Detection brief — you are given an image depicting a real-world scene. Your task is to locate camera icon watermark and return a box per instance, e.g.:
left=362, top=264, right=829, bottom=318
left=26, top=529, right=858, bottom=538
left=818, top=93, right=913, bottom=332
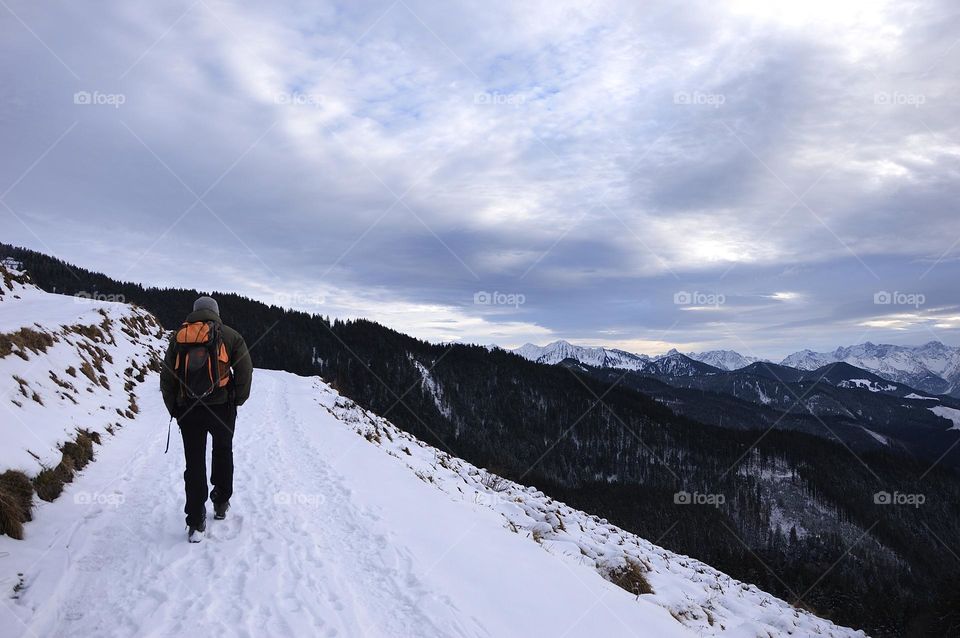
left=474, top=492, right=510, bottom=507
left=673, top=90, right=725, bottom=108
left=873, top=290, right=925, bottom=308
left=73, top=490, right=125, bottom=507
left=873, top=91, right=926, bottom=108
left=474, top=91, right=525, bottom=106
left=674, top=290, right=725, bottom=307
left=474, top=291, right=526, bottom=308
left=275, top=92, right=324, bottom=108
left=73, top=90, right=126, bottom=109
left=74, top=291, right=126, bottom=304
left=873, top=490, right=925, bottom=508
left=674, top=490, right=725, bottom=507
left=272, top=292, right=326, bottom=308
left=274, top=491, right=325, bottom=507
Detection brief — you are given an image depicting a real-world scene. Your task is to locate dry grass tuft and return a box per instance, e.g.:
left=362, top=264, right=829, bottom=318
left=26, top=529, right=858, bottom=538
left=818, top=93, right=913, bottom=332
left=33, top=430, right=98, bottom=502
left=0, top=470, right=34, bottom=540
left=0, top=327, right=54, bottom=360
left=607, top=558, right=655, bottom=597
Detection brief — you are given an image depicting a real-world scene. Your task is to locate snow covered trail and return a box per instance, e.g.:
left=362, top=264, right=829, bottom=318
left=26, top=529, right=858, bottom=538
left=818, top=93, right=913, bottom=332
left=0, top=370, right=691, bottom=638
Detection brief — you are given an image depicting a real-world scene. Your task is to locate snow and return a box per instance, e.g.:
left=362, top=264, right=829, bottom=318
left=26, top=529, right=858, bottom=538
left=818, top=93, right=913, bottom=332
left=0, top=274, right=866, bottom=637
left=860, top=427, right=889, bottom=445
left=781, top=341, right=960, bottom=395
left=686, top=350, right=762, bottom=371
left=0, top=370, right=691, bottom=637
left=513, top=340, right=649, bottom=370
left=754, top=382, right=772, bottom=405
left=410, top=357, right=453, bottom=418
left=904, top=393, right=938, bottom=401
left=929, top=405, right=960, bottom=430
left=837, top=378, right=897, bottom=392
left=0, top=270, right=166, bottom=473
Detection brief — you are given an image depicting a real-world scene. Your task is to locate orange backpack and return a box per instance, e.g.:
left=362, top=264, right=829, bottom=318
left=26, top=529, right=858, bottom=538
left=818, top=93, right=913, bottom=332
left=174, top=320, right=231, bottom=400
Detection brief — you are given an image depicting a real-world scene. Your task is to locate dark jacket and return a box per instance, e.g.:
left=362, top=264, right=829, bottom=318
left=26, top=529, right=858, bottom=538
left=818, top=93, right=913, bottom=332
left=159, top=308, right=253, bottom=418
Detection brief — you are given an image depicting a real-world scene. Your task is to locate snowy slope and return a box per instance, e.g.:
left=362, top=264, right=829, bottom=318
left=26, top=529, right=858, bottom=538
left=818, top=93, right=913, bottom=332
left=0, top=368, right=866, bottom=638
left=0, top=267, right=165, bottom=474
left=930, top=405, right=960, bottom=430
left=0, top=278, right=866, bottom=637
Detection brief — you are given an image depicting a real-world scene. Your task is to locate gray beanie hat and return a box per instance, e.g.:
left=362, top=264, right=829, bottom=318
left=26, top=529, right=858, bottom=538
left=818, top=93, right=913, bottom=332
left=193, top=295, right=220, bottom=316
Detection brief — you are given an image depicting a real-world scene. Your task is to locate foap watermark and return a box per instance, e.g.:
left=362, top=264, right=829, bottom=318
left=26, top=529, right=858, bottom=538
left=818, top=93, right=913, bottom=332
left=275, top=92, right=324, bottom=108
left=874, top=490, right=925, bottom=508
left=673, top=90, right=725, bottom=108
left=873, top=91, right=926, bottom=108
left=73, top=491, right=125, bottom=507
left=74, top=291, right=126, bottom=304
left=674, top=490, right=725, bottom=507
left=73, top=90, right=126, bottom=109
left=474, top=491, right=511, bottom=507
left=274, top=491, right=325, bottom=508
left=474, top=291, right=526, bottom=308
left=874, top=290, right=925, bottom=308
left=474, top=91, right=525, bottom=106
left=674, top=290, right=725, bottom=307
left=272, top=292, right=326, bottom=308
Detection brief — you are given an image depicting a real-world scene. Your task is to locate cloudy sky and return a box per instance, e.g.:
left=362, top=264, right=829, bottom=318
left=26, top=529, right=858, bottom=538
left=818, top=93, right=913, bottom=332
left=2, top=0, right=959, bottom=359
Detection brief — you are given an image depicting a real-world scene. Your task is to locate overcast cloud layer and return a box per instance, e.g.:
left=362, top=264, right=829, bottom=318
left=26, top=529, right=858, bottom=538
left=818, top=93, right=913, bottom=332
left=2, top=0, right=959, bottom=359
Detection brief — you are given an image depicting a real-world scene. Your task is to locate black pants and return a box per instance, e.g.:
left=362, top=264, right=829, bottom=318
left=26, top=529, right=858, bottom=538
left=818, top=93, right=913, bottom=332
left=178, top=401, right=236, bottom=527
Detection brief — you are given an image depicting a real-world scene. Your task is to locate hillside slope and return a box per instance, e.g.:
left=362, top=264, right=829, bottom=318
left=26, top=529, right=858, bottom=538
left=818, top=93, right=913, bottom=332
left=0, top=266, right=165, bottom=482
left=0, top=369, right=865, bottom=637
left=0, top=279, right=864, bottom=637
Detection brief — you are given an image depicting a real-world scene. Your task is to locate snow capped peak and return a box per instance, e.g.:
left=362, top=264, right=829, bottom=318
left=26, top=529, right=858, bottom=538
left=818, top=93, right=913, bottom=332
left=514, top=341, right=758, bottom=375
left=514, top=337, right=960, bottom=394
left=512, top=340, right=650, bottom=370
left=781, top=341, right=960, bottom=396
left=686, top=349, right=763, bottom=371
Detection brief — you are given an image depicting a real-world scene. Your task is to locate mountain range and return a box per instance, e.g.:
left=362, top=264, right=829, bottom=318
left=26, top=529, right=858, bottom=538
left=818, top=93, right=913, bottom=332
left=514, top=339, right=960, bottom=397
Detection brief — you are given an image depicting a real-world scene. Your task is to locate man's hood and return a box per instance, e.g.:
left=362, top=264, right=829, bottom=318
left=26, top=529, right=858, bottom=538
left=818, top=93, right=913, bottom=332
left=184, top=308, right=222, bottom=324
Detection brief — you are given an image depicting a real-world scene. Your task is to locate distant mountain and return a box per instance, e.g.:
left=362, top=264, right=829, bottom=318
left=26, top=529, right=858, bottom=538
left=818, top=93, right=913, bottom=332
left=781, top=341, right=960, bottom=397
left=686, top=349, right=763, bottom=370
left=514, top=342, right=719, bottom=377
left=643, top=349, right=723, bottom=377
left=570, top=356, right=960, bottom=467
left=516, top=340, right=960, bottom=398
left=513, top=340, right=649, bottom=370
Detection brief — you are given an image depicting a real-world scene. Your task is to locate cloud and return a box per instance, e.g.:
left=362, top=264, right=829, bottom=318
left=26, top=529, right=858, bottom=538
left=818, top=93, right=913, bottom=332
left=1, top=0, right=959, bottom=358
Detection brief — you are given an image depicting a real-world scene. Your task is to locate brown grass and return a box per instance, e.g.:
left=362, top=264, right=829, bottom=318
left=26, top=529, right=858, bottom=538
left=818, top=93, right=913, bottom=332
left=127, top=392, right=139, bottom=415
left=33, top=430, right=98, bottom=502
left=67, top=323, right=106, bottom=343
left=0, top=470, right=34, bottom=540
left=607, top=559, right=655, bottom=597
left=0, top=327, right=55, bottom=359
left=49, top=371, right=77, bottom=392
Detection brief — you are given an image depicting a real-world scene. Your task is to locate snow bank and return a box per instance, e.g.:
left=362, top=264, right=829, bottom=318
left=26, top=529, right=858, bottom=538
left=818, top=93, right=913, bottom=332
left=0, top=266, right=166, bottom=474
left=317, top=383, right=866, bottom=637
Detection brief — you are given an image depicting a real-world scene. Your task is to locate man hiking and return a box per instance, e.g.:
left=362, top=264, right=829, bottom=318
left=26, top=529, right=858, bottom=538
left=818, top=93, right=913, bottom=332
left=160, top=296, right=252, bottom=542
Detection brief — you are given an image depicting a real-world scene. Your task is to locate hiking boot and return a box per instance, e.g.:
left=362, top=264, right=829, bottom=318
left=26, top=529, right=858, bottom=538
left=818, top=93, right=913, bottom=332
left=187, top=518, right=206, bottom=543
left=213, top=500, right=230, bottom=520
